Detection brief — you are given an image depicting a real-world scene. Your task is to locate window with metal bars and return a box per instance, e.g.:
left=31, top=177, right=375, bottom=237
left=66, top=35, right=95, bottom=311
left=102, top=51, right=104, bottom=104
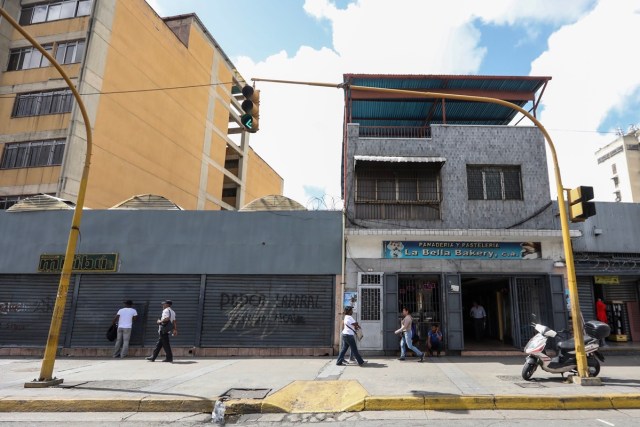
left=355, top=162, right=441, bottom=220
left=1, top=139, right=66, bottom=169
left=12, top=90, right=73, bottom=117
left=467, top=165, right=522, bottom=201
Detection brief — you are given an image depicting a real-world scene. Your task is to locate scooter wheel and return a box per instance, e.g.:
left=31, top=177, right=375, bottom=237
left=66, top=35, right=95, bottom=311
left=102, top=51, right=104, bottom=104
left=522, top=361, right=537, bottom=381
left=587, top=357, right=601, bottom=377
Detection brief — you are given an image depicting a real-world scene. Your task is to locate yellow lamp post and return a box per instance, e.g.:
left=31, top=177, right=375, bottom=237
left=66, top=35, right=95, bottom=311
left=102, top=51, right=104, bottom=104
left=0, top=7, right=93, bottom=387
left=253, top=77, right=590, bottom=379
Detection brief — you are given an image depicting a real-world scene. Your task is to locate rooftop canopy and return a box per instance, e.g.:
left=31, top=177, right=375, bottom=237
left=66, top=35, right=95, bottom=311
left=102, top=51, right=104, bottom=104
left=343, top=74, right=551, bottom=135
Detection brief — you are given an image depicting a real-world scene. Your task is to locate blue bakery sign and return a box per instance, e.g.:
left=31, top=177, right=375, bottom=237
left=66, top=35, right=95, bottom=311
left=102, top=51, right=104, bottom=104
left=383, top=241, right=541, bottom=260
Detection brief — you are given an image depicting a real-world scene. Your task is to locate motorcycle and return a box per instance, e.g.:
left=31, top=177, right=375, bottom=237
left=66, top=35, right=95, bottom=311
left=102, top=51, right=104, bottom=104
left=521, top=318, right=610, bottom=381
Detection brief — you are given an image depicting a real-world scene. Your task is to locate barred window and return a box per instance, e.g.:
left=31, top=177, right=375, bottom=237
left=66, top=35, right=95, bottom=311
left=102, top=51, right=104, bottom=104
left=55, top=40, right=85, bottom=65
left=467, top=165, right=522, bottom=200
left=1, top=140, right=66, bottom=169
left=355, top=161, right=442, bottom=220
left=12, top=90, right=73, bottom=117
left=7, top=45, right=52, bottom=71
left=19, top=0, right=92, bottom=25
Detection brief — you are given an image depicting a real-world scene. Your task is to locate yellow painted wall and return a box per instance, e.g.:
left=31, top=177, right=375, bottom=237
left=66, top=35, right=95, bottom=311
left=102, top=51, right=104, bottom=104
left=0, top=166, right=60, bottom=188
left=244, top=147, right=284, bottom=205
left=85, top=1, right=219, bottom=209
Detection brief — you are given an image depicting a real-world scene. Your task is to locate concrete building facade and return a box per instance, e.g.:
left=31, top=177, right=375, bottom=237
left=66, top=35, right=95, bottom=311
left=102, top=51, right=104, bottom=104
left=0, top=0, right=282, bottom=210
left=595, top=129, right=640, bottom=203
left=341, top=75, right=570, bottom=355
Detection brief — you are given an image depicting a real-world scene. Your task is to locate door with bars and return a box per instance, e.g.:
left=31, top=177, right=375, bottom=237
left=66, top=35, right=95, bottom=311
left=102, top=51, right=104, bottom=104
left=358, top=273, right=384, bottom=350
left=513, top=277, right=548, bottom=348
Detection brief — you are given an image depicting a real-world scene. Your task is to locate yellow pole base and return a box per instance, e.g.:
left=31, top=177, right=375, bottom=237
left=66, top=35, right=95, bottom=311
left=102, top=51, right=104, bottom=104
left=24, top=378, right=64, bottom=388
left=570, top=375, right=603, bottom=386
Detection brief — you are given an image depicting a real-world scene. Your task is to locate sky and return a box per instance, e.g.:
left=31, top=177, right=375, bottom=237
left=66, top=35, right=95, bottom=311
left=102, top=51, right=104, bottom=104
left=148, top=0, right=640, bottom=208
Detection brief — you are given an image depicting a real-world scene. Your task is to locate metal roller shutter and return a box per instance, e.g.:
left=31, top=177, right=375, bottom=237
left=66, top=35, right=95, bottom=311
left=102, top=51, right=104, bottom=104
left=603, top=278, right=638, bottom=338
left=577, top=276, right=595, bottom=322
left=201, top=275, right=334, bottom=347
left=70, top=275, right=201, bottom=347
left=0, top=275, right=74, bottom=347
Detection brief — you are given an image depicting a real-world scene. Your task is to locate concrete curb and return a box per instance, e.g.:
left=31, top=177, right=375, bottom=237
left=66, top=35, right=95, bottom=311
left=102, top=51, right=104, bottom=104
left=2, top=394, right=640, bottom=413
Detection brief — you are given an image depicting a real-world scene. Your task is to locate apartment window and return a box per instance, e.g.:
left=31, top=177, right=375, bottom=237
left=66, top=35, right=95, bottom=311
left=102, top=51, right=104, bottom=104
left=12, top=89, right=73, bottom=117
left=355, top=161, right=442, bottom=220
left=614, top=191, right=622, bottom=202
left=611, top=163, right=617, bottom=174
left=7, top=45, right=52, bottom=71
left=612, top=176, right=619, bottom=188
left=55, top=40, right=85, bottom=65
left=222, top=188, right=237, bottom=197
left=467, top=165, right=522, bottom=200
left=19, top=0, right=92, bottom=25
left=1, top=139, right=65, bottom=169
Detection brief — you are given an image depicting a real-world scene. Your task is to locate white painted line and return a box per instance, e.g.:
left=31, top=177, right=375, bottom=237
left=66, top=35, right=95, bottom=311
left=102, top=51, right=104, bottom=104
left=596, top=419, right=615, bottom=426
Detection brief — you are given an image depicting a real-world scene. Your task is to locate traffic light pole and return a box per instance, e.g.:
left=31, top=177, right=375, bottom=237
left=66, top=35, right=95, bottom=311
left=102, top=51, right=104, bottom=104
left=0, top=7, right=93, bottom=387
left=253, top=77, right=590, bottom=379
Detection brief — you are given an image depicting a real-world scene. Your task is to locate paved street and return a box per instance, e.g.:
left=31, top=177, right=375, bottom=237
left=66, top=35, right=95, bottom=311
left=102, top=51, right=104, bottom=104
left=1, top=354, right=640, bottom=416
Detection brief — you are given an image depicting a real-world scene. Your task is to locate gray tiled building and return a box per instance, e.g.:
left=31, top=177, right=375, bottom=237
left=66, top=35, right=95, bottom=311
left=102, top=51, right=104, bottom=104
left=341, top=74, right=571, bottom=355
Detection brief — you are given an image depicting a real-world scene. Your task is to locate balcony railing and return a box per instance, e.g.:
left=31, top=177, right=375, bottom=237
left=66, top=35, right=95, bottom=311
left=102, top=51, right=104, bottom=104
left=359, top=126, right=431, bottom=139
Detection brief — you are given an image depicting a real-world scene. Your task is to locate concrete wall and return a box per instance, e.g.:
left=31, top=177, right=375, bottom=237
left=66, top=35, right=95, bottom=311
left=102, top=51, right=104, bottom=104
left=244, top=147, right=284, bottom=205
left=0, top=209, right=343, bottom=274
left=345, top=124, right=555, bottom=230
left=571, top=201, right=640, bottom=253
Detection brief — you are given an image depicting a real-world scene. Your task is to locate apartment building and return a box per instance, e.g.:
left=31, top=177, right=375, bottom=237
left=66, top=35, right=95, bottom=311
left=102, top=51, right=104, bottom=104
left=341, top=74, right=572, bottom=354
left=595, top=128, right=640, bottom=203
left=0, top=0, right=282, bottom=210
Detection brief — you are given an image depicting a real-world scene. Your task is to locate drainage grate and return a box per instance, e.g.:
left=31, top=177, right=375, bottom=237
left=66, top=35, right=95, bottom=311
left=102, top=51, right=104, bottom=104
left=496, top=375, right=523, bottom=382
left=515, top=382, right=545, bottom=388
left=222, top=388, right=271, bottom=399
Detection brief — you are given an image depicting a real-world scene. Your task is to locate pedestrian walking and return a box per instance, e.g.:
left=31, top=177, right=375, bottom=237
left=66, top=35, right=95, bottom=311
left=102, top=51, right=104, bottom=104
left=112, top=300, right=138, bottom=358
left=147, top=300, right=177, bottom=363
left=335, top=306, right=366, bottom=366
left=427, top=324, right=443, bottom=357
left=398, top=307, right=424, bottom=362
left=470, top=301, right=486, bottom=341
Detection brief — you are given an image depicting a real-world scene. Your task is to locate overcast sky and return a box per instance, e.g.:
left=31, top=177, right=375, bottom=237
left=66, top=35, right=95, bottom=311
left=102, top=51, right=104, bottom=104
left=149, top=0, right=639, bottom=207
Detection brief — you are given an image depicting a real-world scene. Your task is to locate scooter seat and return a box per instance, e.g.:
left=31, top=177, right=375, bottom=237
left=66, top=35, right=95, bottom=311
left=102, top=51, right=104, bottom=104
left=557, top=336, right=597, bottom=350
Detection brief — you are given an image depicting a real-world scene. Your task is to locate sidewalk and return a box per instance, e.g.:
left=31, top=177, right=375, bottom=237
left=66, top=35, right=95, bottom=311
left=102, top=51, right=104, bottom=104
left=1, top=354, right=640, bottom=414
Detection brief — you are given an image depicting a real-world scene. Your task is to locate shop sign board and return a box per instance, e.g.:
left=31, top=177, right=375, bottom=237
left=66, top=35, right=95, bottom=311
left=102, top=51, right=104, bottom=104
left=594, top=276, right=619, bottom=285
left=383, top=241, right=541, bottom=260
left=38, top=253, right=119, bottom=273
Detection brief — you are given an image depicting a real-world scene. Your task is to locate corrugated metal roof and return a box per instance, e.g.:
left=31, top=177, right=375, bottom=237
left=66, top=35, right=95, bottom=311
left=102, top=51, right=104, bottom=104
left=240, top=195, right=307, bottom=211
left=354, top=155, right=446, bottom=163
left=343, top=74, right=551, bottom=128
left=110, top=194, right=183, bottom=210
left=6, top=194, right=77, bottom=212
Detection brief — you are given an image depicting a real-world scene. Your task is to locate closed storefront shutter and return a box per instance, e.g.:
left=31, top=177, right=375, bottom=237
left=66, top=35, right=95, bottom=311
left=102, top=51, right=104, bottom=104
left=0, top=275, right=74, bottom=346
left=201, top=275, right=334, bottom=347
left=70, top=275, right=201, bottom=347
left=603, top=278, right=638, bottom=339
left=577, top=276, right=595, bottom=322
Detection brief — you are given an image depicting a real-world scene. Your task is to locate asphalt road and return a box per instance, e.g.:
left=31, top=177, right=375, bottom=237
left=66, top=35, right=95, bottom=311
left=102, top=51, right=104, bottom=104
left=2, top=410, right=640, bottom=426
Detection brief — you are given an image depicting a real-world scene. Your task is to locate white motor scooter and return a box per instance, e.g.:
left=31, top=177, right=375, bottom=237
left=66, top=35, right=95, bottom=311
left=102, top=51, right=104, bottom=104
left=521, top=319, right=609, bottom=381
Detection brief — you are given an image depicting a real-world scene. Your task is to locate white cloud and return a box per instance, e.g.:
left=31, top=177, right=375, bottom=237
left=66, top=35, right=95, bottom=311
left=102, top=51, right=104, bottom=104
left=530, top=0, right=640, bottom=199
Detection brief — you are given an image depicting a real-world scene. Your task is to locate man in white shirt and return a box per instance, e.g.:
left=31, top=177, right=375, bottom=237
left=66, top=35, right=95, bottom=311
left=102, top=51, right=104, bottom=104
left=112, top=300, right=138, bottom=358
left=147, top=300, right=177, bottom=363
left=470, top=301, right=486, bottom=341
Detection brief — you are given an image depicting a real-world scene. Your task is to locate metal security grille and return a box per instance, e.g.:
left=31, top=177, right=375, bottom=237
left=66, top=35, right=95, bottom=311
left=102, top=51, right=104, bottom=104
left=359, top=273, right=382, bottom=285
left=467, top=165, right=522, bottom=200
left=577, top=276, right=595, bottom=322
left=0, top=275, right=74, bottom=346
left=201, top=275, right=334, bottom=347
left=360, top=288, right=381, bottom=321
left=398, top=275, right=441, bottom=340
left=514, top=278, right=547, bottom=348
left=355, top=162, right=441, bottom=220
left=70, top=275, right=201, bottom=347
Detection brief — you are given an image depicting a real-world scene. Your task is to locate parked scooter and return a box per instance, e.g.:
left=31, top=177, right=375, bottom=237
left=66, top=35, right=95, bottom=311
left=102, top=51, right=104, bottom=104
left=521, top=317, right=610, bottom=381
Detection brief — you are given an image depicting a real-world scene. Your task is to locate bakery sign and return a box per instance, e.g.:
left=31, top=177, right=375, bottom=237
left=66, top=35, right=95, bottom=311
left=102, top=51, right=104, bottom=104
left=383, top=241, right=541, bottom=260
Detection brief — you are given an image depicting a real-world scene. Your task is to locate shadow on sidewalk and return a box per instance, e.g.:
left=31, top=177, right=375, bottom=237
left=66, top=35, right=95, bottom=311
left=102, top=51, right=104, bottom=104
left=359, top=362, right=387, bottom=368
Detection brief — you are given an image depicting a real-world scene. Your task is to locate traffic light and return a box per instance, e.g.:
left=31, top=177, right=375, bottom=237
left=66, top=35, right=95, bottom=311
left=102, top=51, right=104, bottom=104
left=567, top=186, right=596, bottom=222
left=240, top=85, right=260, bottom=133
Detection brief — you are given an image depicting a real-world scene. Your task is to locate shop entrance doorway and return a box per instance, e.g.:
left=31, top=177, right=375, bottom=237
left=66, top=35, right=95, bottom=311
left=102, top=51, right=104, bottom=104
left=461, top=276, right=514, bottom=350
